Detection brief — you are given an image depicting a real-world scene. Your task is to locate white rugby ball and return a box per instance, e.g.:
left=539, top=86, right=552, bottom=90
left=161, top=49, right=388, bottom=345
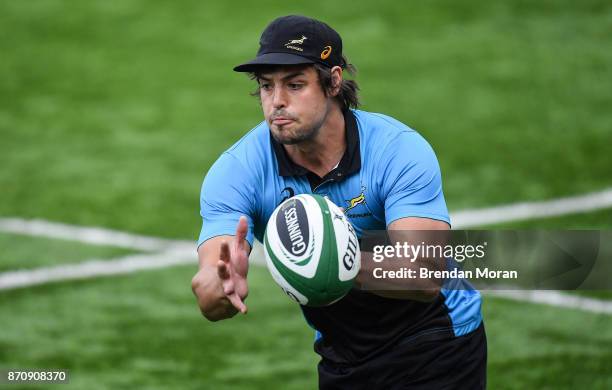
left=263, top=194, right=361, bottom=306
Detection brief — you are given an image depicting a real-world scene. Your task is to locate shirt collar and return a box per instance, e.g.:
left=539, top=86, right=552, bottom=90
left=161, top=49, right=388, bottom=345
left=271, top=109, right=361, bottom=181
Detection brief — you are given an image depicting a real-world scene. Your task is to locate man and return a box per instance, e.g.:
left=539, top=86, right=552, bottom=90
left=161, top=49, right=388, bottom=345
left=192, top=15, right=486, bottom=389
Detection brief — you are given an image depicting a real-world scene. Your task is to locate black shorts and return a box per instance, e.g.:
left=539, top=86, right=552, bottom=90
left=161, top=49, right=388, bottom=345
left=318, top=322, right=487, bottom=390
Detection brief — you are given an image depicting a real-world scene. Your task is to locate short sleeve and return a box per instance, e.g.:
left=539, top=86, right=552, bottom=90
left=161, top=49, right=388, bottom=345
left=198, top=152, right=257, bottom=247
left=379, top=131, right=450, bottom=226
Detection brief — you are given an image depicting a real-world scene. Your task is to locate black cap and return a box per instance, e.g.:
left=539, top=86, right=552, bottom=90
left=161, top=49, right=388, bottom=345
left=233, top=15, right=345, bottom=72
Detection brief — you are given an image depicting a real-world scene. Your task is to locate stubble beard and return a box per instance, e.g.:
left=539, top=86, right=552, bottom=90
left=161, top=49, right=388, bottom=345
left=270, top=103, right=330, bottom=145
left=272, top=122, right=320, bottom=145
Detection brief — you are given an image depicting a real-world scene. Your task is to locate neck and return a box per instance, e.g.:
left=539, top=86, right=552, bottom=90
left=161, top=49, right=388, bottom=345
left=284, top=105, right=346, bottom=178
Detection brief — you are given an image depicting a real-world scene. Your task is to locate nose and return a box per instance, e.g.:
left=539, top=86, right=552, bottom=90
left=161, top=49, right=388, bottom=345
left=272, top=85, right=287, bottom=109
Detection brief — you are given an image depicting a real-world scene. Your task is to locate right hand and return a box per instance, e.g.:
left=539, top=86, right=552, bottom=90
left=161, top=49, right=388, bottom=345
left=216, top=216, right=250, bottom=314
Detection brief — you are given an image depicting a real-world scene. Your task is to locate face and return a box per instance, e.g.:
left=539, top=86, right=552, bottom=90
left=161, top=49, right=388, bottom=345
left=258, top=65, right=331, bottom=145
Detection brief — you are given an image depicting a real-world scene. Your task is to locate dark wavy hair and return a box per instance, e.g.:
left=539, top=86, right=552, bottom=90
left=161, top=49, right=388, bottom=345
left=248, top=55, right=360, bottom=110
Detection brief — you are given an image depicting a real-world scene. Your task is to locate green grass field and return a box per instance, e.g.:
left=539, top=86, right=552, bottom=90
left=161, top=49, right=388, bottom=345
left=1, top=0, right=611, bottom=389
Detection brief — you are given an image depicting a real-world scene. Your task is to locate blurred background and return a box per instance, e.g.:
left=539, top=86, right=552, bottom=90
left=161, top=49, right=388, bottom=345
left=0, top=0, right=611, bottom=389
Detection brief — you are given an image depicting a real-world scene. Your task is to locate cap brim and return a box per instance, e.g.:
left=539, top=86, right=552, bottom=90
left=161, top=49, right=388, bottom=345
left=233, top=52, right=315, bottom=72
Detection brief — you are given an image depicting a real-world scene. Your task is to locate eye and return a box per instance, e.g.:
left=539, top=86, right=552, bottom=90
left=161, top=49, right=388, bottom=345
left=288, top=83, right=303, bottom=90
left=260, top=83, right=272, bottom=91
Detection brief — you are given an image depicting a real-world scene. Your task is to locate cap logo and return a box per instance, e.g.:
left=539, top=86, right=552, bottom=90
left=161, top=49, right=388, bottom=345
left=285, top=35, right=307, bottom=52
left=320, top=46, right=332, bottom=60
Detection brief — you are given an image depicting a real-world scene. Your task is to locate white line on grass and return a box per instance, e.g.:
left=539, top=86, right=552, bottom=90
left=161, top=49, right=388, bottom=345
left=0, top=217, right=188, bottom=251
left=1, top=188, right=611, bottom=315
left=0, top=243, right=265, bottom=291
left=485, top=290, right=612, bottom=314
left=0, top=244, right=194, bottom=291
left=2, top=188, right=610, bottom=251
left=451, top=187, right=612, bottom=228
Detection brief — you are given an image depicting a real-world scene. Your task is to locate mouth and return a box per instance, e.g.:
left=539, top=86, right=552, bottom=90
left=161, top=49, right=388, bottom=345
left=271, top=117, right=294, bottom=126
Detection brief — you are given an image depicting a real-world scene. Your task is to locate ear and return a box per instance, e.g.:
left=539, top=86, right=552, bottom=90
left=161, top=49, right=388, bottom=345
left=329, top=66, right=343, bottom=97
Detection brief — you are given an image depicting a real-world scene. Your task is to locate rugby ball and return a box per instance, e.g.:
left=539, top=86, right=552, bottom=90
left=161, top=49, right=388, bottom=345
left=263, top=194, right=361, bottom=306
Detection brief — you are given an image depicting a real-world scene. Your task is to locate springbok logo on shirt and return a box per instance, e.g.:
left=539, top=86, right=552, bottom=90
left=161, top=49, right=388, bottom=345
left=345, top=186, right=367, bottom=212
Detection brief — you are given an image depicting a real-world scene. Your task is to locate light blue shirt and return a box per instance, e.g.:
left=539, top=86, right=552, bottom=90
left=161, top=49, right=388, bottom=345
left=198, top=109, right=481, bottom=339
left=199, top=109, right=450, bottom=246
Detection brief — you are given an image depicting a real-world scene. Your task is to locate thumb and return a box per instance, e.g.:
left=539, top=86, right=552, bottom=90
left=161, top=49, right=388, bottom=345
left=235, top=216, right=249, bottom=244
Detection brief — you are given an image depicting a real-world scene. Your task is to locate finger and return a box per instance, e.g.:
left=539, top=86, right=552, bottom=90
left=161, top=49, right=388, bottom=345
left=227, top=293, right=248, bottom=314
left=234, top=216, right=249, bottom=247
left=219, top=241, right=230, bottom=263
left=217, top=260, right=230, bottom=280
left=222, top=277, right=235, bottom=295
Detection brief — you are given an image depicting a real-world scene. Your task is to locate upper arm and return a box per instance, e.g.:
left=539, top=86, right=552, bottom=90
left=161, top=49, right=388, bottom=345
left=198, top=152, right=258, bottom=248
left=379, top=131, right=450, bottom=227
left=387, top=216, right=450, bottom=252
left=388, top=216, right=449, bottom=231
